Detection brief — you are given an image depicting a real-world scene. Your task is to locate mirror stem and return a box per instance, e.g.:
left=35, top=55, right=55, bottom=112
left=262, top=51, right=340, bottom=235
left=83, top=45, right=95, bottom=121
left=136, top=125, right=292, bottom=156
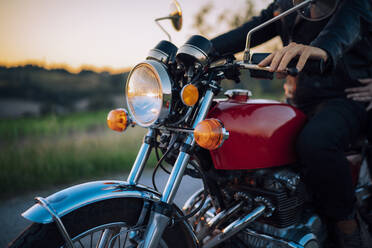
left=155, top=17, right=173, bottom=42
left=244, top=0, right=315, bottom=63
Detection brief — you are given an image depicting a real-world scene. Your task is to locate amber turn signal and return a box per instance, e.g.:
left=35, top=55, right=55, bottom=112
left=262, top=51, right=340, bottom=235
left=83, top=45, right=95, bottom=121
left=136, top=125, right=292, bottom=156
left=181, top=84, right=199, bottom=106
left=194, top=119, right=229, bottom=150
left=107, top=109, right=130, bottom=132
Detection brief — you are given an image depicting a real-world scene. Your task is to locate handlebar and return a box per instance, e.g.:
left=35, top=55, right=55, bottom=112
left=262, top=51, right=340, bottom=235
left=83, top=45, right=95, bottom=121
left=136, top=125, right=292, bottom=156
left=237, top=62, right=300, bottom=76
left=240, top=52, right=325, bottom=79
left=244, top=53, right=324, bottom=76
left=208, top=53, right=325, bottom=82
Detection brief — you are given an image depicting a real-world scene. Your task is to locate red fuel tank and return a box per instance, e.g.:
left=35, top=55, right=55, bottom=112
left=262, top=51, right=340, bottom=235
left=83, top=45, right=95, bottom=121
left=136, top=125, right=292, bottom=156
left=207, top=99, right=307, bottom=170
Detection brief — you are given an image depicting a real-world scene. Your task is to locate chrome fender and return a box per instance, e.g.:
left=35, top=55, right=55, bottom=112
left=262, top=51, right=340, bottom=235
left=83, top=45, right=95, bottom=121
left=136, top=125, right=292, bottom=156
left=23, top=180, right=161, bottom=224
left=23, top=180, right=199, bottom=247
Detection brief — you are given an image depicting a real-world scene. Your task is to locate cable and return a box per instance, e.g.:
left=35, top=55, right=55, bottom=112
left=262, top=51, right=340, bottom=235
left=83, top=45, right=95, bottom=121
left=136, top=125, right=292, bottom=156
left=154, top=129, right=171, bottom=175
left=155, top=146, right=171, bottom=174
left=152, top=136, right=209, bottom=223
left=171, top=107, right=193, bottom=126
left=174, top=160, right=209, bottom=223
left=190, top=69, right=203, bottom=85
left=152, top=133, right=179, bottom=191
left=152, top=148, right=171, bottom=192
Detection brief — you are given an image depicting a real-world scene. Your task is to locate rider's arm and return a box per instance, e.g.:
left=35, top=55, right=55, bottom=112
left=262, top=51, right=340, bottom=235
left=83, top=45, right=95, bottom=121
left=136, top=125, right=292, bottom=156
left=211, top=2, right=279, bottom=57
left=310, top=0, right=372, bottom=70
left=259, top=0, right=372, bottom=72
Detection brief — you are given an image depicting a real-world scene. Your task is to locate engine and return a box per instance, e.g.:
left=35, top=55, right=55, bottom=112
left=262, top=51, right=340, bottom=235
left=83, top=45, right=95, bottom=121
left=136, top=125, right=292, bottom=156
left=242, top=169, right=305, bottom=228
left=219, top=167, right=325, bottom=248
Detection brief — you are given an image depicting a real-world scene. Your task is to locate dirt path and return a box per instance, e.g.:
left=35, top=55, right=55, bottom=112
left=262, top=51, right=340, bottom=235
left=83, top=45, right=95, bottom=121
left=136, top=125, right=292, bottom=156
left=0, top=170, right=203, bottom=247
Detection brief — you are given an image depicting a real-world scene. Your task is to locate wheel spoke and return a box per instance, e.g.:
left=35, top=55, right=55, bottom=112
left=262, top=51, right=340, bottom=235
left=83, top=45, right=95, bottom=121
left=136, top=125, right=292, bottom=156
left=90, top=233, right=93, bottom=248
left=57, top=222, right=167, bottom=248
left=98, top=229, right=114, bottom=248
left=123, top=232, right=128, bottom=248
left=78, top=240, right=84, bottom=248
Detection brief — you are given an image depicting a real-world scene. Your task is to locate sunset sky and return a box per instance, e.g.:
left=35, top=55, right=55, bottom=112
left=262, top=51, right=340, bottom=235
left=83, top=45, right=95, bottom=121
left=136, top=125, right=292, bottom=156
left=0, top=0, right=269, bottom=72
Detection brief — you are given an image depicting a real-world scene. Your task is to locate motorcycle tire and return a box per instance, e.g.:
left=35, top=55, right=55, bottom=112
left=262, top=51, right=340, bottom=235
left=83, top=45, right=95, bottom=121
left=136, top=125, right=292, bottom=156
left=8, top=197, right=195, bottom=248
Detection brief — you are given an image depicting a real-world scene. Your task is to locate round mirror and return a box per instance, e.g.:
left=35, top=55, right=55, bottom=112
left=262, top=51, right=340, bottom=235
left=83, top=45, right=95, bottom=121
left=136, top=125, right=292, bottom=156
left=169, top=0, right=182, bottom=31
left=293, top=0, right=339, bottom=21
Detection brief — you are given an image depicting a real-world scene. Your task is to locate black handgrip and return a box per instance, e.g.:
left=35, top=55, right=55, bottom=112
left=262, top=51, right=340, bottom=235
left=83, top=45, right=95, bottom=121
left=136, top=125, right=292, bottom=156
left=250, top=53, right=273, bottom=79
left=250, top=53, right=325, bottom=78
left=286, top=57, right=325, bottom=75
left=286, top=67, right=299, bottom=76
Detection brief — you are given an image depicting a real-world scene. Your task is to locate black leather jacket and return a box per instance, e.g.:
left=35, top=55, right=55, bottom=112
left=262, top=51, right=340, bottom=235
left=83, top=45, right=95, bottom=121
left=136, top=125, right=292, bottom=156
left=211, top=0, right=372, bottom=110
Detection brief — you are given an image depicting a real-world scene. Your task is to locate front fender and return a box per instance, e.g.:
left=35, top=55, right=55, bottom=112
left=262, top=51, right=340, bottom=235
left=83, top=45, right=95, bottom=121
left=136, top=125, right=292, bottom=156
left=22, top=180, right=161, bottom=224
left=22, top=180, right=199, bottom=247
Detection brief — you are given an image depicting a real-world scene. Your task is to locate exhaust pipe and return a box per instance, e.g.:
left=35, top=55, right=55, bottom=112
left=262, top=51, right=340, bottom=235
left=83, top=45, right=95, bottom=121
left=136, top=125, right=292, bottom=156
left=197, top=202, right=244, bottom=241
left=202, top=205, right=266, bottom=248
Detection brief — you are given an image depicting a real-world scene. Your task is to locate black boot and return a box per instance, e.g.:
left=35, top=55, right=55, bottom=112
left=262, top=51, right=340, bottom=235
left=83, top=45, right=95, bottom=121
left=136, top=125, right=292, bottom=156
left=334, top=211, right=372, bottom=248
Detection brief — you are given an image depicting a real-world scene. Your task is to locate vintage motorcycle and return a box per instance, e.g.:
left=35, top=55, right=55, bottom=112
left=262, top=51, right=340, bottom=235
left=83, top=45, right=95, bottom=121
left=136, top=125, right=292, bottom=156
left=10, top=0, right=372, bottom=247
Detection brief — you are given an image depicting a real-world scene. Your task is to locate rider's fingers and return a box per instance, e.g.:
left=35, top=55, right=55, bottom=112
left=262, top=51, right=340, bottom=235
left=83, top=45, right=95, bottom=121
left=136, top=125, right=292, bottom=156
left=367, top=102, right=372, bottom=111
left=269, top=51, right=286, bottom=72
left=347, top=91, right=371, bottom=98
left=348, top=95, right=372, bottom=102
left=345, top=86, right=368, bottom=93
left=296, top=48, right=311, bottom=72
left=269, top=44, right=293, bottom=72
left=358, top=78, right=372, bottom=84
left=354, top=96, right=372, bottom=102
left=277, top=43, right=302, bottom=72
left=277, top=46, right=301, bottom=72
left=258, top=53, right=275, bottom=67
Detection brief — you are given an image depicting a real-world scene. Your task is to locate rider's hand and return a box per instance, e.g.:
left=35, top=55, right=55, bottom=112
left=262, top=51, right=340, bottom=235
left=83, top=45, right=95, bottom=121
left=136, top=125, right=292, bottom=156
left=258, top=42, right=328, bottom=73
left=345, top=78, right=372, bottom=111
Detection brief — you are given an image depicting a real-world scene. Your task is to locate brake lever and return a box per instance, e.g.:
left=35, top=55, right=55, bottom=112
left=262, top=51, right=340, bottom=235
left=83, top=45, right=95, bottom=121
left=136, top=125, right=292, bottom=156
left=238, top=62, right=296, bottom=74
left=238, top=62, right=300, bottom=78
left=238, top=52, right=325, bottom=79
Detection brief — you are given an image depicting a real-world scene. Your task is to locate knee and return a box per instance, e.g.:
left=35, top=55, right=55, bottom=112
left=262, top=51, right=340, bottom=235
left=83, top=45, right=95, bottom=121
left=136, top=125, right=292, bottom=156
left=296, top=127, right=335, bottom=162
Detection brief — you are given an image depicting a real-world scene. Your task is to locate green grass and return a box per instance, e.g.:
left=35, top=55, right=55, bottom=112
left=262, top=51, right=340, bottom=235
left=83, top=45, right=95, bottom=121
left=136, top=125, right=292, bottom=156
left=0, top=110, right=109, bottom=141
left=0, top=91, right=285, bottom=198
left=0, top=111, right=156, bottom=198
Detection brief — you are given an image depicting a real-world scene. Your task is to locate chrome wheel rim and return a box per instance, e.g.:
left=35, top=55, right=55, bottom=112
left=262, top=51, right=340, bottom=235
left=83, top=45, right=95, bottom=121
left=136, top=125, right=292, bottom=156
left=61, top=222, right=168, bottom=248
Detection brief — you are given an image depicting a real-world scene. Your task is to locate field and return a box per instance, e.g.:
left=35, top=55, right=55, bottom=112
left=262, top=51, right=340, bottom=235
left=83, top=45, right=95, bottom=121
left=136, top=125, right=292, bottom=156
left=0, top=68, right=285, bottom=199
left=0, top=110, right=154, bottom=198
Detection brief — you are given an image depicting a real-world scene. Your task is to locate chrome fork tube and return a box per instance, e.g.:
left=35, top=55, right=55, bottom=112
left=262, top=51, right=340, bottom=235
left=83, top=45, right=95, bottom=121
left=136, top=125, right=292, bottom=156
left=161, top=151, right=191, bottom=203
left=161, top=89, right=215, bottom=204
left=127, top=129, right=155, bottom=185
left=142, top=90, right=215, bottom=248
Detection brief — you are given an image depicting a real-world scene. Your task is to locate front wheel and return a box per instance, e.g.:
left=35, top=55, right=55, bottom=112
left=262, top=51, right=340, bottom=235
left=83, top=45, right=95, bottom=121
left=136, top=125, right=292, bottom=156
left=9, top=198, right=196, bottom=248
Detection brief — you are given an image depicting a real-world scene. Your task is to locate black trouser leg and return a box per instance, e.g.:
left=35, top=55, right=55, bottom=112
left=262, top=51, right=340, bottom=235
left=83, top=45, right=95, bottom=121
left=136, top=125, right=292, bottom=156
left=296, top=98, right=367, bottom=221
left=367, top=113, right=372, bottom=172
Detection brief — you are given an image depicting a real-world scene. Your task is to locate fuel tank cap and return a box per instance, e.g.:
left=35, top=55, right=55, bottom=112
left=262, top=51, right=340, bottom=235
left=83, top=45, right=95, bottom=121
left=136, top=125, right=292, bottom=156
left=224, top=89, right=252, bottom=102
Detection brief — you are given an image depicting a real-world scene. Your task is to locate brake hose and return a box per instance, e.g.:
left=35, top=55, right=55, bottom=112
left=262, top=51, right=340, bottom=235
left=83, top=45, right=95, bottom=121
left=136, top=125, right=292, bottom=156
left=152, top=133, right=179, bottom=191
left=173, top=160, right=209, bottom=223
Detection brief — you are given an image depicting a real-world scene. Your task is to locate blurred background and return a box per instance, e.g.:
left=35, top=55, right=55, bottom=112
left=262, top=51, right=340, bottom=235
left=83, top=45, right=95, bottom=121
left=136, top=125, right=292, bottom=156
left=0, top=0, right=284, bottom=198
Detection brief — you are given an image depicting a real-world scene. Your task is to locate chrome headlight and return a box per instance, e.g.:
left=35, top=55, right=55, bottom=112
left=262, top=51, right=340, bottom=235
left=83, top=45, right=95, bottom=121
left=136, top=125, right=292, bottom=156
left=126, top=60, right=172, bottom=127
